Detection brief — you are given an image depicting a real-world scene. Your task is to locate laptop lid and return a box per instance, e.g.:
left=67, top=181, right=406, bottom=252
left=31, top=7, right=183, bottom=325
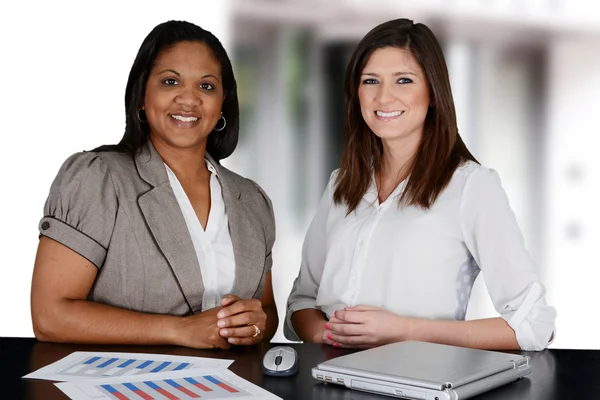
left=316, top=340, right=528, bottom=390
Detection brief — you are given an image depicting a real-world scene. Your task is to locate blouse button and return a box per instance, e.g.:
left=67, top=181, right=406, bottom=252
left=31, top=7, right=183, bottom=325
left=41, top=221, right=50, bottom=230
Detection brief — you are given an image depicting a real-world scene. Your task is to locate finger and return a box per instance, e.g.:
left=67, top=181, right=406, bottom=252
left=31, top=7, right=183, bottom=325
left=217, top=300, right=250, bottom=319
left=220, top=295, right=241, bottom=307
left=331, top=342, right=372, bottom=350
left=324, top=331, right=358, bottom=345
left=227, top=336, right=261, bottom=346
left=322, top=335, right=335, bottom=346
left=321, top=328, right=334, bottom=346
left=207, top=334, right=231, bottom=350
left=328, top=332, right=372, bottom=346
left=334, top=310, right=369, bottom=324
left=217, top=299, right=262, bottom=319
left=345, top=305, right=380, bottom=311
left=218, top=311, right=264, bottom=328
left=219, top=326, right=257, bottom=338
left=327, top=316, right=346, bottom=324
left=324, top=330, right=368, bottom=344
left=327, top=322, right=365, bottom=336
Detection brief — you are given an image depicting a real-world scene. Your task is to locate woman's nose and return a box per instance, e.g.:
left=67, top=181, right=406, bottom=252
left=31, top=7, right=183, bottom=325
left=174, top=86, right=201, bottom=106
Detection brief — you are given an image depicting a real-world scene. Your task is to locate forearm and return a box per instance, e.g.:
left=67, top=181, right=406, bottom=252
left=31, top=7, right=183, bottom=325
left=33, top=298, right=182, bottom=346
left=262, top=306, right=279, bottom=342
left=290, top=308, right=327, bottom=343
left=407, top=317, right=519, bottom=350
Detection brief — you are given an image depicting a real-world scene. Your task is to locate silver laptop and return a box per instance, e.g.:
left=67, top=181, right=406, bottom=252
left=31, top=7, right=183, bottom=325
left=312, top=340, right=531, bottom=400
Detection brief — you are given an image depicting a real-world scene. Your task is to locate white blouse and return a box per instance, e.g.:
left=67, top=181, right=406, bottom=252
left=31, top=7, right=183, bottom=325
left=165, top=160, right=236, bottom=311
left=285, top=161, right=557, bottom=351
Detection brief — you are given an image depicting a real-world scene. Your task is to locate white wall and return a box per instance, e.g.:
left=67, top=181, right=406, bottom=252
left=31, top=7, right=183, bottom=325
left=0, top=0, right=230, bottom=337
left=545, top=38, right=600, bottom=349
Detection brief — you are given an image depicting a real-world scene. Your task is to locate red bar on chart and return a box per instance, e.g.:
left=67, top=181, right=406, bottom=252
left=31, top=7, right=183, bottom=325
left=204, top=375, right=239, bottom=393
left=144, top=381, right=179, bottom=400
left=123, top=383, right=153, bottom=400
left=100, top=384, right=130, bottom=400
left=164, top=379, right=200, bottom=398
left=184, top=377, right=213, bottom=391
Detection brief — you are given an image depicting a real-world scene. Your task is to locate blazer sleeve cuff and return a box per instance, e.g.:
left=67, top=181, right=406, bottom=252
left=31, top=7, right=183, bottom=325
left=39, top=216, right=107, bottom=268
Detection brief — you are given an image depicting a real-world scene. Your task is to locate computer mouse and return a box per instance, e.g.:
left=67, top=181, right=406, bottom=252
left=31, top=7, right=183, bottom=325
left=262, top=346, right=299, bottom=376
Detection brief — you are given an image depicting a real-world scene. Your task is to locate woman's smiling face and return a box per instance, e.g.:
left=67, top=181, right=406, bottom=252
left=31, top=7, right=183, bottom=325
left=143, top=40, right=224, bottom=150
left=358, top=46, right=430, bottom=144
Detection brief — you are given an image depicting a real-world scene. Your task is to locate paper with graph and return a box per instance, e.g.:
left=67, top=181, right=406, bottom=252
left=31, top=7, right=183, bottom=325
left=55, top=369, right=282, bottom=400
left=23, top=351, right=233, bottom=382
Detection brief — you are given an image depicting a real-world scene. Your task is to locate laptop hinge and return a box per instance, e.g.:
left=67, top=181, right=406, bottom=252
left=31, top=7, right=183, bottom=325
left=515, top=357, right=530, bottom=369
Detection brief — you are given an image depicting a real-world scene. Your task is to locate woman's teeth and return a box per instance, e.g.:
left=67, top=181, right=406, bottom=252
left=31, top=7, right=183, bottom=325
left=376, top=111, right=402, bottom=117
left=171, top=115, right=198, bottom=122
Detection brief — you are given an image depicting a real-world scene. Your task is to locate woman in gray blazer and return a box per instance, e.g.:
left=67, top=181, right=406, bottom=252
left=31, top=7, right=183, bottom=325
left=31, top=21, right=277, bottom=349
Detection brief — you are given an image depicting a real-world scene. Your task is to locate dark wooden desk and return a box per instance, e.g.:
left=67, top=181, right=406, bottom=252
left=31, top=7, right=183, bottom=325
left=1, top=337, right=598, bottom=399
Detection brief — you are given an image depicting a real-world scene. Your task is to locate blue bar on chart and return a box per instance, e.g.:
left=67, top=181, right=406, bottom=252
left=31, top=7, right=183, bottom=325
left=118, top=359, right=136, bottom=368
left=84, top=357, right=102, bottom=365
left=204, top=375, right=239, bottom=393
left=136, top=360, right=154, bottom=370
left=65, top=357, right=102, bottom=373
left=100, top=384, right=129, bottom=400
left=173, top=362, right=190, bottom=371
left=98, top=358, right=119, bottom=368
left=123, top=382, right=154, bottom=400
left=103, top=359, right=137, bottom=376
left=165, top=379, right=201, bottom=398
left=150, top=361, right=171, bottom=373
left=184, top=377, right=212, bottom=391
left=144, top=381, right=179, bottom=400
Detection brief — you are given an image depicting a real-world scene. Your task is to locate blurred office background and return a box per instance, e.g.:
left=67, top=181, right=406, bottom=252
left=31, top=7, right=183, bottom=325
left=225, top=0, right=600, bottom=348
left=1, top=0, right=599, bottom=349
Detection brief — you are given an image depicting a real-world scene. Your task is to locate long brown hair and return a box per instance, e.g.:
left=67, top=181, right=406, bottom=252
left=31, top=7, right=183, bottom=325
left=333, top=18, right=477, bottom=213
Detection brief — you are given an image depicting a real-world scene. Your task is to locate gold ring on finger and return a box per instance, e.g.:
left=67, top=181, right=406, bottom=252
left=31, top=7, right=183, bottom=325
left=252, top=324, right=261, bottom=338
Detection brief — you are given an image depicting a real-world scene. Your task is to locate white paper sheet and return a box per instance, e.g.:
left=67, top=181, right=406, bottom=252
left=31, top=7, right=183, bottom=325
left=55, top=368, right=282, bottom=400
left=23, top=351, right=233, bottom=382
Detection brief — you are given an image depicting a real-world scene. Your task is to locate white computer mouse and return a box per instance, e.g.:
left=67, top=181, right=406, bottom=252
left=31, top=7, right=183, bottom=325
left=262, top=345, right=299, bottom=376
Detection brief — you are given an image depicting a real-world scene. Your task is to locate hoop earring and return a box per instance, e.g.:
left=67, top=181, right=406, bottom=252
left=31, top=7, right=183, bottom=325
left=214, top=113, right=226, bottom=132
left=137, top=108, right=147, bottom=123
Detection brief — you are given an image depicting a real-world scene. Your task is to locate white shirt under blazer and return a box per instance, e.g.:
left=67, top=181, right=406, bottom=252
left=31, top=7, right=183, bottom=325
left=165, top=160, right=235, bottom=311
left=285, top=161, right=557, bottom=351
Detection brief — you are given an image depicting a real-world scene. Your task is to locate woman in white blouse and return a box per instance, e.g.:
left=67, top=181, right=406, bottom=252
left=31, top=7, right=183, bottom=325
left=285, top=18, right=556, bottom=351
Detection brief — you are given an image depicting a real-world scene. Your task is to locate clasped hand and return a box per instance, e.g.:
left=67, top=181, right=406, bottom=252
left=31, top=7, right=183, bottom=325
left=216, top=294, right=266, bottom=346
left=179, top=295, right=266, bottom=349
left=322, top=305, right=412, bottom=349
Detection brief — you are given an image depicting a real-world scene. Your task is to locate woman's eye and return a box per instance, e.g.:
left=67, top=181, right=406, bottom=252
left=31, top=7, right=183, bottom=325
left=397, top=77, right=413, bottom=84
left=162, top=78, right=178, bottom=86
left=362, top=78, right=378, bottom=85
left=200, top=82, right=214, bottom=91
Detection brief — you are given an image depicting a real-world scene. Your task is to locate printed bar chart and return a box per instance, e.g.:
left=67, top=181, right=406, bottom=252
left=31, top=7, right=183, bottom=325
left=65, top=356, right=188, bottom=379
left=23, top=352, right=233, bottom=382
left=97, top=374, right=247, bottom=399
left=55, top=369, right=283, bottom=400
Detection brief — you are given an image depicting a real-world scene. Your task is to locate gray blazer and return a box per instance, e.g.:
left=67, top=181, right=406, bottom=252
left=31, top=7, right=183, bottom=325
left=38, top=142, right=275, bottom=315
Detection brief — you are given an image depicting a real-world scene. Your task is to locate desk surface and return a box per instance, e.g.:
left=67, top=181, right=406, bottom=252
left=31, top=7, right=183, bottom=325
left=1, top=337, right=598, bottom=399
